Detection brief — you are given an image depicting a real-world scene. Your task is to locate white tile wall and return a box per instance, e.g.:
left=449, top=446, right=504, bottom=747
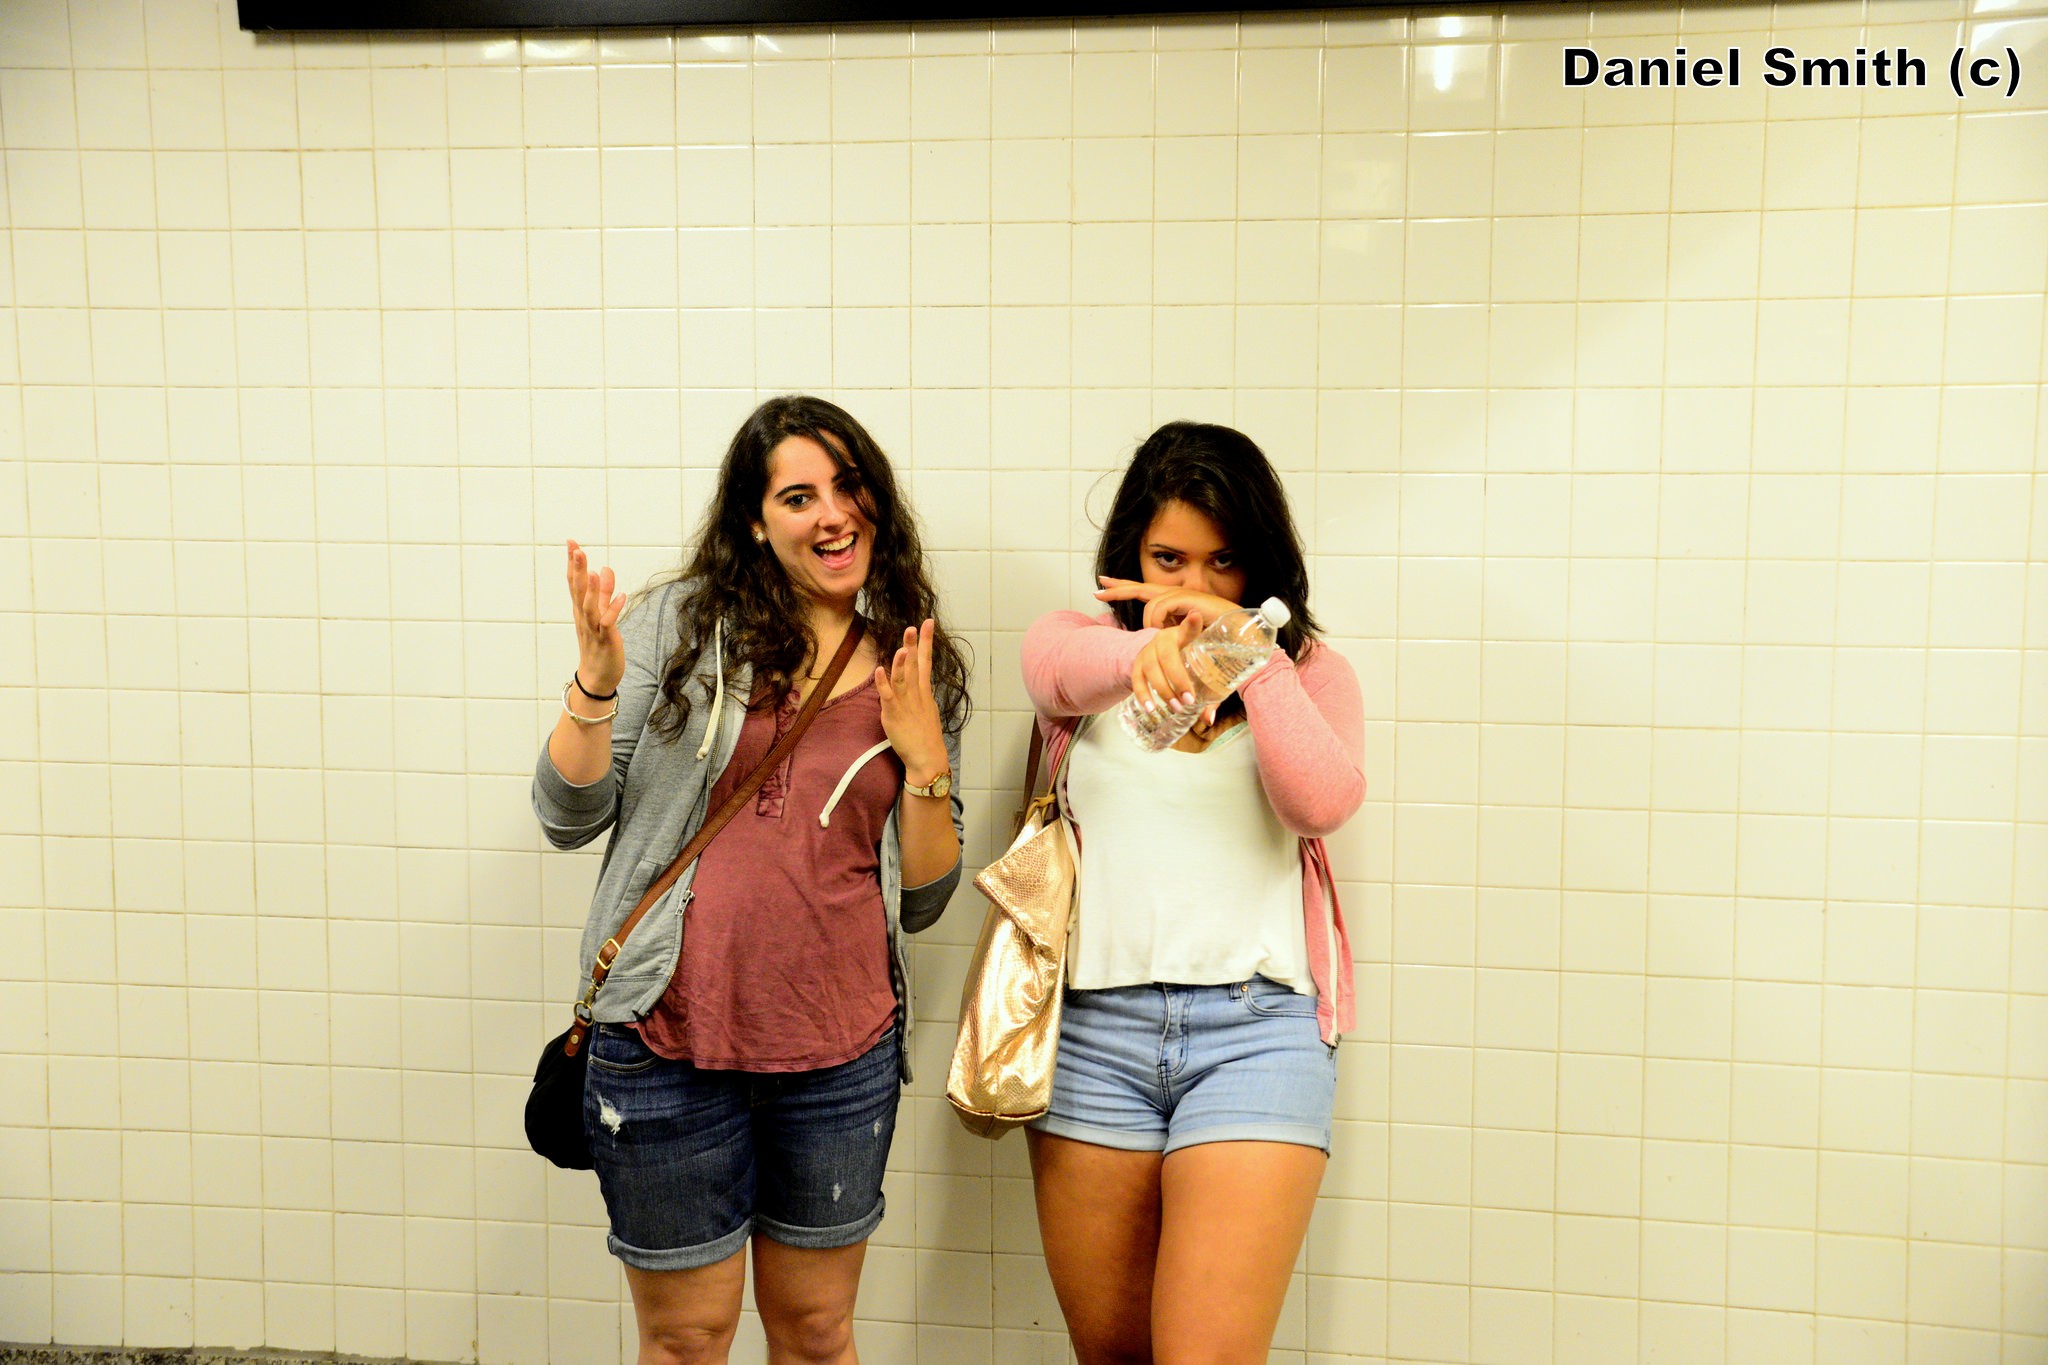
left=2, top=0, right=2045, bottom=1361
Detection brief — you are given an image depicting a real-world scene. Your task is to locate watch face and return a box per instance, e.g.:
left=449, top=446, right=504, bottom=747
left=929, top=772, right=953, bottom=799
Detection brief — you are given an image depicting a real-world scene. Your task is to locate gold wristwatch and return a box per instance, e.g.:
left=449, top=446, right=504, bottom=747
left=903, top=770, right=953, bottom=800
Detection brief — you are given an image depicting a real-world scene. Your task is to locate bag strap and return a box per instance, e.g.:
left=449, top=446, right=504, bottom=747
left=561, top=616, right=867, bottom=1055
left=1019, top=725, right=1045, bottom=806
left=1013, top=716, right=1082, bottom=837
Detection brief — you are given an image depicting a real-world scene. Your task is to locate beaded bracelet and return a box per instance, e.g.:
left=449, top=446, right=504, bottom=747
left=561, top=679, right=619, bottom=725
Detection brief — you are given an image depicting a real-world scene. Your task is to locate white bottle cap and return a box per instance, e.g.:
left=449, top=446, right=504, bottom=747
left=1257, top=597, right=1291, bottom=630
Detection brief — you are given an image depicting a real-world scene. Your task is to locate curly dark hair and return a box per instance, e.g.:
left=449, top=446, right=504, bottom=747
left=648, top=395, right=970, bottom=741
left=1094, top=420, right=1320, bottom=663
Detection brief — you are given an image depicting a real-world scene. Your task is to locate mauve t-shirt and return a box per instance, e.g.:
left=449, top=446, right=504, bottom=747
left=636, top=678, right=903, bottom=1071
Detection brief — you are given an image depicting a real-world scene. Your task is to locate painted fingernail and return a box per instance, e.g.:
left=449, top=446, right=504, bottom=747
left=1181, top=692, right=1195, bottom=707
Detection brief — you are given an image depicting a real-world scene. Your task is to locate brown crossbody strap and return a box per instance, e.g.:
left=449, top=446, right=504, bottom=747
left=1012, top=718, right=1084, bottom=840
left=561, top=616, right=867, bottom=1056
left=1016, top=725, right=1045, bottom=832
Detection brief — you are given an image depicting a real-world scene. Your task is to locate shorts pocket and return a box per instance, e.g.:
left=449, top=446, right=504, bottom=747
left=1237, top=976, right=1318, bottom=1019
left=587, top=1023, right=663, bottom=1075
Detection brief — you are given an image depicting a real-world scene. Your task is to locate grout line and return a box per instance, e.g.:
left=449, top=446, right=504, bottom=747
left=1897, top=3, right=1972, bottom=1341
left=1636, top=9, right=1683, bottom=1350
left=1962, top=1, right=2048, bottom=1327
left=435, top=28, right=489, bottom=1354
left=1459, top=20, right=1500, bottom=1353
left=1552, top=19, right=1583, bottom=1352
left=1735, top=67, right=1784, bottom=1365
left=6, top=0, right=60, bottom=1340
left=339, top=26, right=382, bottom=1337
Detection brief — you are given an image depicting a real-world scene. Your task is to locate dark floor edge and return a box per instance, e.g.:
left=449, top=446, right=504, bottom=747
left=0, top=1347, right=446, bottom=1365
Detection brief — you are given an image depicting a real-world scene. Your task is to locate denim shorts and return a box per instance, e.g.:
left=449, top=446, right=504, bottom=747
left=582, top=1024, right=900, bottom=1271
left=1031, top=977, right=1337, bottom=1156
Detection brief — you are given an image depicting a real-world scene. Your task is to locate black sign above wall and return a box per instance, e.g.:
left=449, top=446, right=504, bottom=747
left=239, top=1, right=1418, bottom=30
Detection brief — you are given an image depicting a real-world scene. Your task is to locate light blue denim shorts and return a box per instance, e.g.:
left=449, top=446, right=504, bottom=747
left=1031, top=977, right=1337, bottom=1156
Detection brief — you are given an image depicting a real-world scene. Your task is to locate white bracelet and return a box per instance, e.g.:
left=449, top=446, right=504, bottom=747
left=561, top=679, right=618, bottom=725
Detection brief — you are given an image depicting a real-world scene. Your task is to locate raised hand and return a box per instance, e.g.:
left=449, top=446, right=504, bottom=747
left=1096, top=575, right=1238, bottom=718
left=874, top=619, right=948, bottom=785
left=565, top=539, right=626, bottom=698
left=1094, top=575, right=1240, bottom=633
left=1127, top=613, right=1203, bottom=719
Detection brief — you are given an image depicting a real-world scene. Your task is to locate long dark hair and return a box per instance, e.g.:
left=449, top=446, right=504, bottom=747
left=1094, top=421, right=1320, bottom=660
left=649, top=395, right=970, bottom=739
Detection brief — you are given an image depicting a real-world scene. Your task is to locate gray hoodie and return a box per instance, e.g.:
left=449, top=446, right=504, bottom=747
left=532, top=578, right=965, bottom=1081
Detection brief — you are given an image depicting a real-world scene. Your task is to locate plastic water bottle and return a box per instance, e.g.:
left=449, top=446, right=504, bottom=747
left=1118, top=597, right=1292, bottom=752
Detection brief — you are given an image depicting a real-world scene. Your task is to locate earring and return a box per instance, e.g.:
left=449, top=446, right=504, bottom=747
left=752, top=530, right=766, bottom=544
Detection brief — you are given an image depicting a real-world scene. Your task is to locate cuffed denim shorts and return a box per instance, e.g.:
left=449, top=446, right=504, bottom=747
left=583, top=1024, right=899, bottom=1271
left=1031, top=977, right=1337, bottom=1156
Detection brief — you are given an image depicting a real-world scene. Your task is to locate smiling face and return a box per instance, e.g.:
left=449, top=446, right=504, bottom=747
left=753, top=433, right=874, bottom=610
left=1138, top=499, right=1246, bottom=604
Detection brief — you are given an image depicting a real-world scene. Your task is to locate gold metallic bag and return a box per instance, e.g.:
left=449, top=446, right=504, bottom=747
left=947, top=723, right=1078, bottom=1136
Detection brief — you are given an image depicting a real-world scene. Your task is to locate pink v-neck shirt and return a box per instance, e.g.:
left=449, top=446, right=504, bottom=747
left=1021, top=610, right=1366, bottom=1044
left=637, top=679, right=904, bottom=1071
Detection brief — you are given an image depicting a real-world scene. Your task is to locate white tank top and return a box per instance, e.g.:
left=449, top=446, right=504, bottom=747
left=1062, top=715, right=1312, bottom=994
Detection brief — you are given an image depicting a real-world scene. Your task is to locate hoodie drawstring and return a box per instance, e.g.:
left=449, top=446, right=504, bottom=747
left=696, top=619, right=895, bottom=825
left=694, top=621, right=725, bottom=760
left=819, top=741, right=894, bottom=827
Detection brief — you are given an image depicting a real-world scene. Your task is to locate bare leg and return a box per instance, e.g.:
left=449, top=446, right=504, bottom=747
left=1026, top=1129, right=1164, bottom=1365
left=624, top=1251, right=747, bottom=1365
left=1151, top=1141, right=1326, bottom=1365
left=752, top=1237, right=869, bottom=1365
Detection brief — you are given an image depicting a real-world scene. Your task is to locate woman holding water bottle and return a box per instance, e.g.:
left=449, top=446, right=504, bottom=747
left=1018, top=421, right=1366, bottom=1362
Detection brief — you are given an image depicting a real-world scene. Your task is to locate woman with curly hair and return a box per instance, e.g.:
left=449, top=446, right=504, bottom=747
left=533, top=395, right=969, bottom=1365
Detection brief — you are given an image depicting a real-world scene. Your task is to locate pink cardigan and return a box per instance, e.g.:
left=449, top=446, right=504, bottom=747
left=1021, top=610, right=1365, bottom=1043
